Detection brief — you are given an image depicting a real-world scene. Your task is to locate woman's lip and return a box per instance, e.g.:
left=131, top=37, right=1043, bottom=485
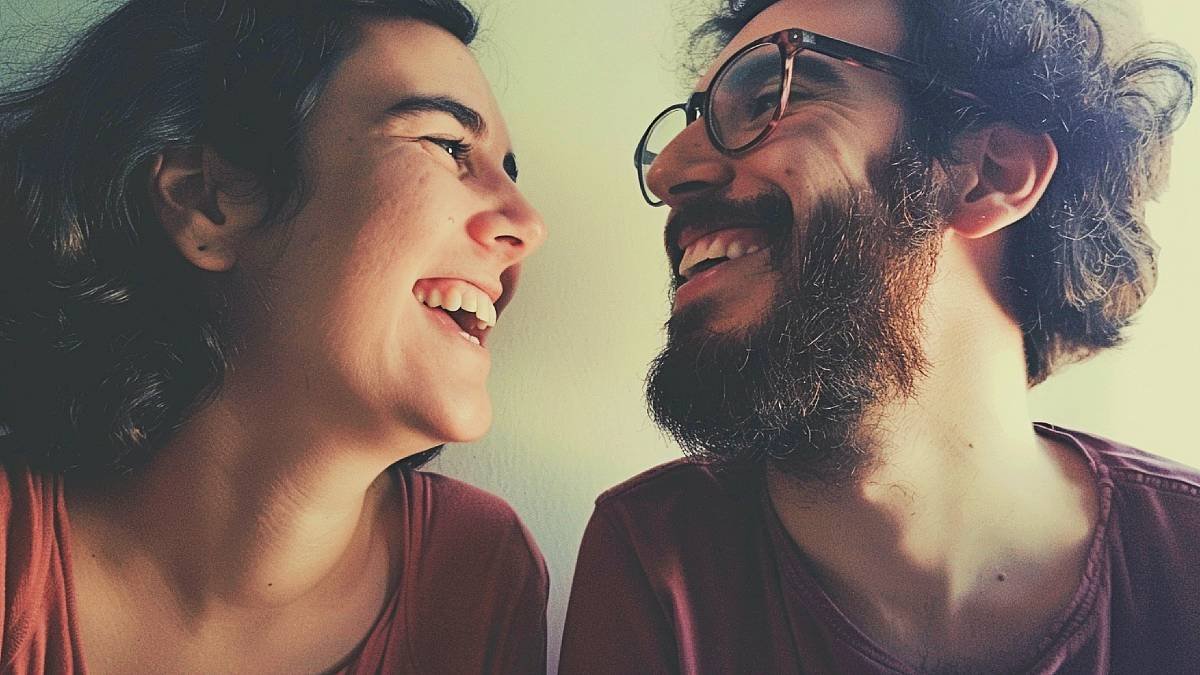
left=673, top=247, right=771, bottom=310
left=420, top=304, right=490, bottom=351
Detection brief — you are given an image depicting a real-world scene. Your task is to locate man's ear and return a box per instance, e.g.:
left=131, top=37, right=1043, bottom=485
left=149, top=146, right=263, bottom=272
left=944, top=125, right=1058, bottom=239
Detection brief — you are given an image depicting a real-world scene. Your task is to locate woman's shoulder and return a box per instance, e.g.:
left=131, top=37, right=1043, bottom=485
left=0, top=460, right=77, bottom=669
left=398, top=468, right=542, bottom=560
left=0, top=460, right=64, bottom=543
left=390, top=469, right=549, bottom=674
left=0, top=459, right=68, bottom=575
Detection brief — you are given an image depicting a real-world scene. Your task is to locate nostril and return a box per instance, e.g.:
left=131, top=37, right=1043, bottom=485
left=669, top=180, right=714, bottom=196
left=496, top=234, right=523, bottom=247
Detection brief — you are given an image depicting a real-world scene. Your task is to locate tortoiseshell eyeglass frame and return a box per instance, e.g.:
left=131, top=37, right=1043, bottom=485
left=635, top=28, right=986, bottom=206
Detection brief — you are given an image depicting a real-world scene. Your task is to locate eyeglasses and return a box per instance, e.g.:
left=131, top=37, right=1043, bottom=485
left=634, top=28, right=984, bottom=206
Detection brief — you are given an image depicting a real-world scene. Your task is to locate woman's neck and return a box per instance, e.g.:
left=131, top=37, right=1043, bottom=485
left=66, top=379, right=423, bottom=614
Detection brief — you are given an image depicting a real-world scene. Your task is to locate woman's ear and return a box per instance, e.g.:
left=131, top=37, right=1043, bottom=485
left=944, top=125, right=1058, bottom=239
left=149, top=146, right=263, bottom=271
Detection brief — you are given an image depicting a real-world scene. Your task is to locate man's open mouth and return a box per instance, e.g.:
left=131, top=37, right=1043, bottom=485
left=677, top=227, right=772, bottom=281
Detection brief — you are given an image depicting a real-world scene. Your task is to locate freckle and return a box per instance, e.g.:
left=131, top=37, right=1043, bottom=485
left=969, top=443, right=975, bottom=448
left=997, top=573, right=1007, bottom=582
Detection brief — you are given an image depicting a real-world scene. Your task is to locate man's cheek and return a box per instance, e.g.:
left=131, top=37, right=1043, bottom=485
left=769, top=116, right=877, bottom=190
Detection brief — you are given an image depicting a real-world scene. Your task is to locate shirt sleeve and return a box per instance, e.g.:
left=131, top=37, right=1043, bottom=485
left=402, top=473, right=550, bottom=675
left=559, top=506, right=678, bottom=674
left=0, top=463, right=83, bottom=673
left=485, top=519, right=549, bottom=675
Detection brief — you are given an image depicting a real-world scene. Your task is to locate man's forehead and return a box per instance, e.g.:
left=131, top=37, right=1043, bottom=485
left=697, top=0, right=906, bottom=90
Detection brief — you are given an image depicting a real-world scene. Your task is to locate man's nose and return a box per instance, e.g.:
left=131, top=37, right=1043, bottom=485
left=644, top=119, right=735, bottom=207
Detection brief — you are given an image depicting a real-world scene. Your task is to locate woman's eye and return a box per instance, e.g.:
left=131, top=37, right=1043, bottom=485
left=424, top=137, right=473, bottom=163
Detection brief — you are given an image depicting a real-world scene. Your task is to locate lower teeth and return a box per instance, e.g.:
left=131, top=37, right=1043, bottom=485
left=458, top=330, right=481, bottom=346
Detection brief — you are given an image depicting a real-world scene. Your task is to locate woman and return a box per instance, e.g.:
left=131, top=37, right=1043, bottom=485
left=0, top=0, right=548, bottom=672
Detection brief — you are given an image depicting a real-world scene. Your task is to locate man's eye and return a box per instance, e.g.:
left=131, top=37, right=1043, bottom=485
left=787, top=83, right=815, bottom=101
left=747, top=92, right=779, bottom=120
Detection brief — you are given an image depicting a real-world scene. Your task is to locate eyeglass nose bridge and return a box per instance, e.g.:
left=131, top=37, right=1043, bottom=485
left=685, top=91, right=706, bottom=123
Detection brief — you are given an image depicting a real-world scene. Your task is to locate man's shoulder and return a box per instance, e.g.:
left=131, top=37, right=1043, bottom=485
left=1042, top=423, right=1200, bottom=498
left=596, top=458, right=756, bottom=508
left=1044, top=425, right=1200, bottom=660
left=591, top=458, right=762, bottom=542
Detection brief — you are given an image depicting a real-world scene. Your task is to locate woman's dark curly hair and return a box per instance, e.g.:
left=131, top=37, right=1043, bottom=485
left=0, top=0, right=478, bottom=473
left=692, top=0, right=1194, bottom=385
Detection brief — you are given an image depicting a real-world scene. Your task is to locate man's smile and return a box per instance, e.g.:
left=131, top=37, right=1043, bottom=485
left=678, top=227, right=772, bottom=279
left=673, top=235, right=776, bottom=312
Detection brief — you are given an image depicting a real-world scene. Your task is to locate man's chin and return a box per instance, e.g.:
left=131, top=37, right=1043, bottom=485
left=666, top=296, right=771, bottom=342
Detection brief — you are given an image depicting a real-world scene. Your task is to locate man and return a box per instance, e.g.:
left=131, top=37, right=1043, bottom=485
left=560, top=0, right=1197, bottom=672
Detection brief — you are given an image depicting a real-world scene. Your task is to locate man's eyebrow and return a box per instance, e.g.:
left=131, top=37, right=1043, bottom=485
left=720, top=51, right=847, bottom=93
left=792, top=53, right=847, bottom=88
left=384, top=95, right=487, bottom=136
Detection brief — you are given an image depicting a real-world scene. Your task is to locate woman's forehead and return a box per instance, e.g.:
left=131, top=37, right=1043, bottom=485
left=320, top=18, right=509, bottom=139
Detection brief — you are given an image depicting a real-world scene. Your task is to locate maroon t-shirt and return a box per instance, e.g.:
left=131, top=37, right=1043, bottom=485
left=0, top=463, right=548, bottom=674
left=560, top=424, right=1200, bottom=674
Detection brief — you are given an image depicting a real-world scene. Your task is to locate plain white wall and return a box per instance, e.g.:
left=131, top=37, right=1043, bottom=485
left=1, top=1, right=1196, bottom=672
left=438, top=1, right=1200, bottom=671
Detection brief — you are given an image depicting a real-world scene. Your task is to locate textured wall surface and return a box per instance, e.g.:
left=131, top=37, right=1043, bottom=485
left=3, top=1, right=1197, bottom=672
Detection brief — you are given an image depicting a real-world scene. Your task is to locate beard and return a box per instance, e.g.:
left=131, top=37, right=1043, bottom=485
left=645, top=143, right=946, bottom=487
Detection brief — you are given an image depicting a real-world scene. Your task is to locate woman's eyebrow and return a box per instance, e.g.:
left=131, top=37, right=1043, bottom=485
left=384, top=95, right=487, bottom=136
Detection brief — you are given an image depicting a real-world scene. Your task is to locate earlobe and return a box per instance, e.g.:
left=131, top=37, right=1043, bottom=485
left=149, top=146, right=256, bottom=272
left=946, top=125, right=1058, bottom=239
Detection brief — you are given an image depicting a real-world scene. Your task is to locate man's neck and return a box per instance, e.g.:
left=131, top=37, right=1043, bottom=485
left=767, top=409, right=1097, bottom=666
left=765, top=245, right=1100, bottom=665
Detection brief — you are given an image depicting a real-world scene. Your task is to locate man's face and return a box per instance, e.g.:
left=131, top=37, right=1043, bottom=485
left=230, top=19, right=546, bottom=454
left=645, top=0, right=909, bottom=329
left=644, top=0, right=947, bottom=482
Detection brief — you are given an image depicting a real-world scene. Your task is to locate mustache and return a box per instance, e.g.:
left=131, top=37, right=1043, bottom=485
left=663, top=188, right=796, bottom=256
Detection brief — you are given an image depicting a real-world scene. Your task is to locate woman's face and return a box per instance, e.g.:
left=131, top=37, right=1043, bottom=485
left=230, top=18, right=545, bottom=452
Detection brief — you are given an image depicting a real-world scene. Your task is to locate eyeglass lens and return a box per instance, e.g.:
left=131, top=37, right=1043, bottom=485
left=637, top=42, right=788, bottom=203
left=709, top=42, right=785, bottom=150
left=637, top=106, right=688, bottom=203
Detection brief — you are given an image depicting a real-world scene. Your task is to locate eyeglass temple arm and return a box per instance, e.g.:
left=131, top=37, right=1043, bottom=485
left=802, top=31, right=984, bottom=104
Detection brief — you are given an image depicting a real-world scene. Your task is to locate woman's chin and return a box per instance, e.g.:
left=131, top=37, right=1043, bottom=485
left=425, top=402, right=493, bottom=446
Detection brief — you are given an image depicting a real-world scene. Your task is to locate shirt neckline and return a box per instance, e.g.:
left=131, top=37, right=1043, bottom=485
left=762, top=423, right=1117, bottom=673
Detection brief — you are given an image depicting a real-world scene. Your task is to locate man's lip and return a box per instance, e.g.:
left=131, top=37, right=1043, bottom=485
left=669, top=223, right=780, bottom=277
left=674, top=247, right=771, bottom=308
left=676, top=223, right=763, bottom=252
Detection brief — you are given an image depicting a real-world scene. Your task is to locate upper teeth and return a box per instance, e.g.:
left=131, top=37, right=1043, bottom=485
left=679, top=229, right=768, bottom=279
left=415, top=285, right=497, bottom=330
